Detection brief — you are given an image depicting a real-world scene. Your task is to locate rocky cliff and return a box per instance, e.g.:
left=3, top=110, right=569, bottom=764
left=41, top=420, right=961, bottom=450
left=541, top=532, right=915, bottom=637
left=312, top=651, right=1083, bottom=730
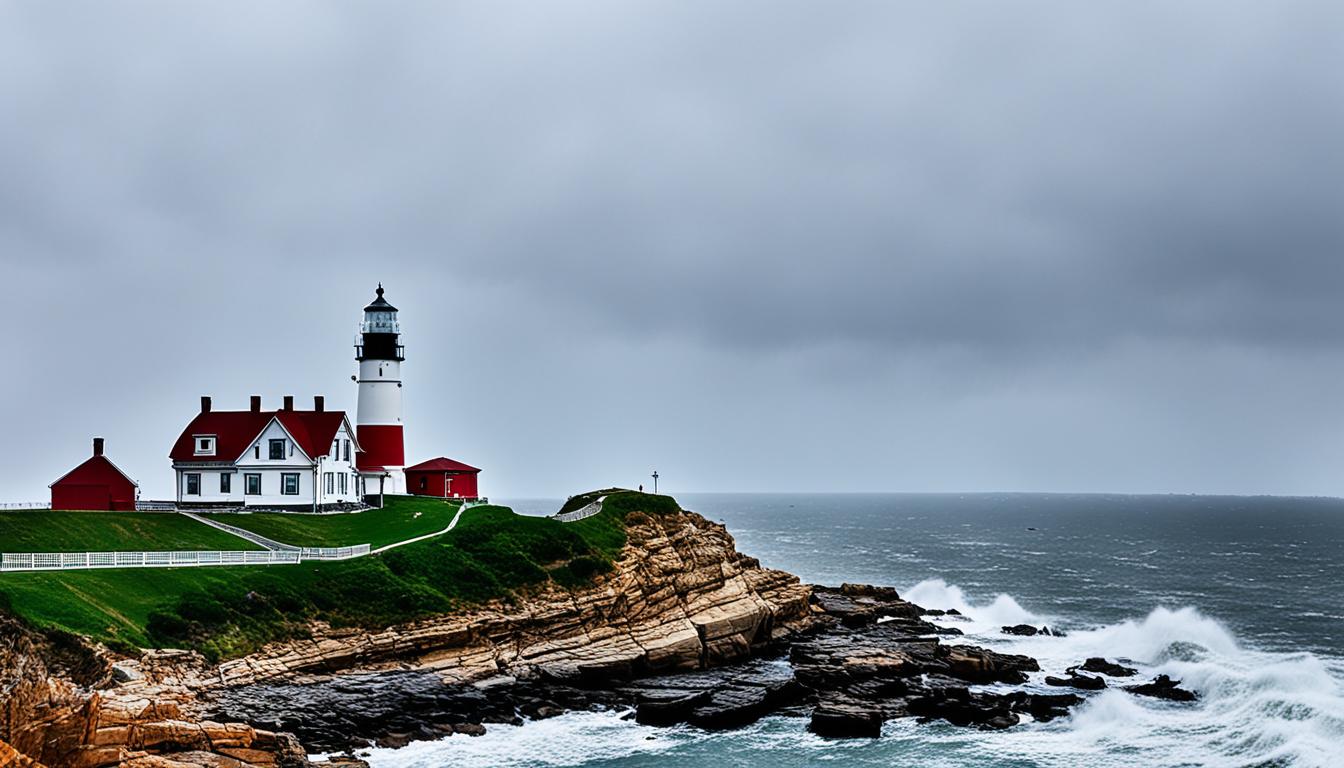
left=1, top=506, right=816, bottom=766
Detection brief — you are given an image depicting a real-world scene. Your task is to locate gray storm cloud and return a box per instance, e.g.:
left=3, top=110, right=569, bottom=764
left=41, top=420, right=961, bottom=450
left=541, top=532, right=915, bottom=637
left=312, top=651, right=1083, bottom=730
left=2, top=1, right=1343, bottom=500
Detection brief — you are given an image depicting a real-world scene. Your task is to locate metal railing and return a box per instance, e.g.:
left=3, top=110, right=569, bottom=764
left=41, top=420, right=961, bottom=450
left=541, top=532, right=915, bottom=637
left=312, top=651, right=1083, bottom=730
left=554, top=496, right=605, bottom=523
left=0, top=549, right=301, bottom=572
left=299, top=544, right=371, bottom=560
left=136, top=500, right=177, bottom=511
left=0, top=502, right=51, bottom=510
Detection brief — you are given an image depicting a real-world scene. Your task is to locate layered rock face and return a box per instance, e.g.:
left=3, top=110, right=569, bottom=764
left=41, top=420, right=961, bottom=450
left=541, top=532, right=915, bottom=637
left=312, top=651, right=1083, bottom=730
left=213, top=509, right=816, bottom=688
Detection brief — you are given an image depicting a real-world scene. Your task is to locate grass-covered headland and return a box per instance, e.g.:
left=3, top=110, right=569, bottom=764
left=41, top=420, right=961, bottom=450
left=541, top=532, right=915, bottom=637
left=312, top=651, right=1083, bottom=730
left=0, top=492, right=680, bottom=661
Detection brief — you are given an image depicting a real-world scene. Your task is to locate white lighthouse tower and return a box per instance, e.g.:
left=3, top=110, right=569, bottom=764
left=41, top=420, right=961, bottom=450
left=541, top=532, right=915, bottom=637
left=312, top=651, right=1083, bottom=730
left=355, top=284, right=407, bottom=495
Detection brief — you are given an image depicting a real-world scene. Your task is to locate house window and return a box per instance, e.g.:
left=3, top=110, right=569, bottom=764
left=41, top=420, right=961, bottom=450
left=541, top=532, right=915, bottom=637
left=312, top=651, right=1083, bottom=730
left=339, top=473, right=347, bottom=494
left=419, top=476, right=427, bottom=490
left=281, top=473, right=300, bottom=495
left=269, top=439, right=286, bottom=460
left=325, top=472, right=334, bottom=494
left=254, top=445, right=261, bottom=460
left=194, top=436, right=216, bottom=456
left=332, top=440, right=339, bottom=459
left=245, top=473, right=261, bottom=495
left=343, top=440, right=350, bottom=462
left=220, top=473, right=232, bottom=493
left=185, top=473, right=200, bottom=496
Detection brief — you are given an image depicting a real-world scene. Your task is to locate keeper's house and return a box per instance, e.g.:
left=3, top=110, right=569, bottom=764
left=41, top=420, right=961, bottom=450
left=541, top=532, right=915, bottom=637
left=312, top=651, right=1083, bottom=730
left=169, top=395, right=363, bottom=509
left=50, top=437, right=139, bottom=511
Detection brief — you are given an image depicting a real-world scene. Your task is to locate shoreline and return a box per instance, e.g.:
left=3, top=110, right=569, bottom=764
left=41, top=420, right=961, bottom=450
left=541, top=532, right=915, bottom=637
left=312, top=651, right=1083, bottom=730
left=0, top=503, right=1196, bottom=767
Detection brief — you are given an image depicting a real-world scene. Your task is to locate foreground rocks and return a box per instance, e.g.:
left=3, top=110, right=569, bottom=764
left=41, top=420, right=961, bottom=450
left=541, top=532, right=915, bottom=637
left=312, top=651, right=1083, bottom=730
left=204, top=585, right=1072, bottom=750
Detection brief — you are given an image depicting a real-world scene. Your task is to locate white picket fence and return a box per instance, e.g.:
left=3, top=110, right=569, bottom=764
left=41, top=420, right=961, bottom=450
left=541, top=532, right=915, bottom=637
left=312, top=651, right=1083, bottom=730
left=0, top=549, right=301, bottom=571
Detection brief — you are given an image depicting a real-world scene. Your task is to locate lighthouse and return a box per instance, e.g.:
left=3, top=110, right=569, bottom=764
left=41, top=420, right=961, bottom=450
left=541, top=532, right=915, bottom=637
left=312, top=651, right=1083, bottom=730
left=355, top=284, right=407, bottom=495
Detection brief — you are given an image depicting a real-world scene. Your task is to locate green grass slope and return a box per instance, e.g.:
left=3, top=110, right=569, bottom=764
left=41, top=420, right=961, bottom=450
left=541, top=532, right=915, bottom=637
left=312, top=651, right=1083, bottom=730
left=208, top=497, right=461, bottom=548
left=0, top=511, right=263, bottom=553
left=0, top=492, right=680, bottom=661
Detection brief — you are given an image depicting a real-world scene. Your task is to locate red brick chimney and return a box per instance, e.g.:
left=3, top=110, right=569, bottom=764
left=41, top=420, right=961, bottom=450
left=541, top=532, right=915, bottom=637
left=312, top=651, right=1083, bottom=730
left=283, top=395, right=294, bottom=411
left=93, top=437, right=104, bottom=457
left=201, top=396, right=211, bottom=413
left=250, top=395, right=262, bottom=413
left=314, top=395, right=325, bottom=412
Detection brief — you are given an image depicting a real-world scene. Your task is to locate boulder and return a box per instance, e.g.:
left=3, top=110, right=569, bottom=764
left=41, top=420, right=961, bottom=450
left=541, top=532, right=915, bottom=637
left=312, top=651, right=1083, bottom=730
left=1125, top=675, right=1197, bottom=702
left=1073, top=657, right=1137, bottom=677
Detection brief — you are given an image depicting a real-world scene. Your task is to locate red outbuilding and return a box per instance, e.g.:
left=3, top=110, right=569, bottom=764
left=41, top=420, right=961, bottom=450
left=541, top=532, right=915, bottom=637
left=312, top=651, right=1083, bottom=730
left=50, top=438, right=139, bottom=511
left=404, top=457, right=481, bottom=499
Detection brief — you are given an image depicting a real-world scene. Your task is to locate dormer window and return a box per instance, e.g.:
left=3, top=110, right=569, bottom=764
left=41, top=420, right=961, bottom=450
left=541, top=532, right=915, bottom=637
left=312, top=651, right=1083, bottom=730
left=194, top=436, right=217, bottom=456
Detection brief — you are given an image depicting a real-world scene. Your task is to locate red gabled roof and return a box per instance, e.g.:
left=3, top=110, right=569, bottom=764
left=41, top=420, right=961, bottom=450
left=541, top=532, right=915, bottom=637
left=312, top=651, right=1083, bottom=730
left=169, top=409, right=353, bottom=463
left=276, top=410, right=350, bottom=461
left=405, top=457, right=481, bottom=473
left=50, top=455, right=138, bottom=489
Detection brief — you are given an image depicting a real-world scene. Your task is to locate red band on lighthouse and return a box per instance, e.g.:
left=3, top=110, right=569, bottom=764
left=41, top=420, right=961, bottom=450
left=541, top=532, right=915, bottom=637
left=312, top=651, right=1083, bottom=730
left=356, top=424, right=405, bottom=470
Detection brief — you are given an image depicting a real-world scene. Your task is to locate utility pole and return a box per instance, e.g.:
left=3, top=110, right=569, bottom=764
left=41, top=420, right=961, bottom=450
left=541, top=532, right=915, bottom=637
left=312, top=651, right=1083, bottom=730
left=651, top=471, right=659, bottom=494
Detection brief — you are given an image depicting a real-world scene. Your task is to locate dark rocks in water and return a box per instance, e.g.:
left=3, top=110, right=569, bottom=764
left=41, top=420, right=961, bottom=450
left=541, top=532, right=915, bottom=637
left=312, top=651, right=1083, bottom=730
left=634, top=689, right=712, bottom=726
left=1020, top=692, right=1083, bottom=722
left=685, top=679, right=804, bottom=730
left=1044, top=672, right=1107, bottom=690
left=1002, top=624, right=1059, bottom=637
left=1126, top=674, right=1198, bottom=702
left=809, top=703, right=883, bottom=738
left=1072, top=657, right=1137, bottom=677
left=907, top=687, right=1020, bottom=730
left=811, top=585, right=923, bottom=628
left=937, top=644, right=1039, bottom=684
left=207, top=582, right=1083, bottom=751
left=945, top=608, right=962, bottom=616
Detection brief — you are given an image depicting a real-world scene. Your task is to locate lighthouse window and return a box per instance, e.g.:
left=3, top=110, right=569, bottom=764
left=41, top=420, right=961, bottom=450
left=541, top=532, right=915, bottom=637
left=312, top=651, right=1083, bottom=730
left=220, top=473, right=231, bottom=493
left=194, top=436, right=216, bottom=456
left=184, top=473, right=200, bottom=496
left=269, top=439, right=286, bottom=460
left=339, top=473, right=348, bottom=494
left=325, top=472, right=334, bottom=494
left=281, top=473, right=300, bottom=495
left=245, top=473, right=261, bottom=495
left=343, top=440, right=351, bottom=462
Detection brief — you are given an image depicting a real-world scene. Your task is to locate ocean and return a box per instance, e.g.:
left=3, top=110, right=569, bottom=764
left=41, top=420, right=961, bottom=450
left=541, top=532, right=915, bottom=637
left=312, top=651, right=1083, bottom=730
left=363, top=493, right=1344, bottom=768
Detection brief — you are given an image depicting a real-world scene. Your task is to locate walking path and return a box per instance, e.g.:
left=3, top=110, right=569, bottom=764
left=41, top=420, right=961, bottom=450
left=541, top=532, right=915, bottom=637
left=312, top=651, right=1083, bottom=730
left=179, top=512, right=297, bottom=551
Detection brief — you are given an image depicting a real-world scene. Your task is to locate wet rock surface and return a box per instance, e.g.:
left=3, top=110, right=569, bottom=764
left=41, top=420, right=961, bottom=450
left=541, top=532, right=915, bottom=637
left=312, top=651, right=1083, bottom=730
left=1126, top=674, right=1198, bottom=702
left=1072, top=657, right=1137, bottom=677
left=204, top=584, right=1092, bottom=750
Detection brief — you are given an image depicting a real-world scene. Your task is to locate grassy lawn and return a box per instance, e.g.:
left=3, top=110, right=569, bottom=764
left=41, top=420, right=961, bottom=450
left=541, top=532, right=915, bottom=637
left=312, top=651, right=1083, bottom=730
left=207, top=496, right=462, bottom=549
left=0, top=511, right=263, bottom=553
left=0, top=492, right=680, bottom=661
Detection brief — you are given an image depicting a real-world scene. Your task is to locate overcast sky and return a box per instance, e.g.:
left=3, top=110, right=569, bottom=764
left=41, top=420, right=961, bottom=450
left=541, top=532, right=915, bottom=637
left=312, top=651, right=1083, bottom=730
left=3, top=1, right=1343, bottom=501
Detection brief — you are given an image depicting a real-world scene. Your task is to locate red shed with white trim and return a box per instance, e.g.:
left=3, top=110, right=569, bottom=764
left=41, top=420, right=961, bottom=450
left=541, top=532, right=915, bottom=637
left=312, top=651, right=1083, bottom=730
left=404, top=457, right=481, bottom=499
left=50, top=438, right=139, bottom=511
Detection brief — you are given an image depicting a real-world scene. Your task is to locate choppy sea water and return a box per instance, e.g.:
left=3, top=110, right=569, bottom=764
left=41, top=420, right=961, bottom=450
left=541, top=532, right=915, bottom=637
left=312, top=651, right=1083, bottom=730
left=367, top=493, right=1344, bottom=768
